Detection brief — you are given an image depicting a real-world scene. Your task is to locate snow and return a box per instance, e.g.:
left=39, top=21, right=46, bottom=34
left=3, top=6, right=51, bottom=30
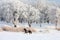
left=0, top=21, right=56, bottom=31
left=0, top=31, right=60, bottom=40
left=0, top=21, right=60, bottom=40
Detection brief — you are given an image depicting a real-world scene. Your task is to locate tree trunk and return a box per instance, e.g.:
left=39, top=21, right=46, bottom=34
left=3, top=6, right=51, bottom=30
left=13, top=11, right=18, bottom=27
left=14, top=24, right=17, bottom=27
left=55, top=19, right=58, bottom=29
left=47, top=20, right=49, bottom=24
left=29, top=24, right=31, bottom=27
left=13, top=18, right=17, bottom=27
left=40, top=23, right=41, bottom=27
left=28, top=21, right=31, bottom=27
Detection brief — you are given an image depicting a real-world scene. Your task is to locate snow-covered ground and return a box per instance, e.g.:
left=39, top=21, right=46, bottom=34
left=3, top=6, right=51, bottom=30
left=0, top=31, right=60, bottom=40
left=0, top=21, right=60, bottom=40
left=0, top=21, right=55, bottom=28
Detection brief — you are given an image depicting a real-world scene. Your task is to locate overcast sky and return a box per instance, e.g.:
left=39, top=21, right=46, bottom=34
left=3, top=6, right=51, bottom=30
left=49, top=0, right=60, bottom=4
left=20, top=0, right=60, bottom=5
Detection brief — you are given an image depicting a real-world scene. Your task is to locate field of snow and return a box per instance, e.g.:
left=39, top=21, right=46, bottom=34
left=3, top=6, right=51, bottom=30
left=0, top=31, right=60, bottom=40
left=0, top=21, right=60, bottom=40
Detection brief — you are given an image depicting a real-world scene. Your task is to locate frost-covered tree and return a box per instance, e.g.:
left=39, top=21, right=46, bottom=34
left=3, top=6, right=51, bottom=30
left=55, top=7, right=60, bottom=29
left=1, top=0, right=60, bottom=29
left=31, top=0, right=59, bottom=24
left=22, top=5, right=40, bottom=27
left=0, top=0, right=41, bottom=27
left=0, top=2, right=14, bottom=22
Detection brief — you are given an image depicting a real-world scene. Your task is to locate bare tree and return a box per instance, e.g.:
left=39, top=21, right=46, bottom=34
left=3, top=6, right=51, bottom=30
left=55, top=16, right=58, bottom=29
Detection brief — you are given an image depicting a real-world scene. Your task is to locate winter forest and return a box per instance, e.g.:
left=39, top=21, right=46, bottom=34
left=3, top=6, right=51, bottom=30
left=0, top=0, right=60, bottom=40
left=0, top=0, right=60, bottom=28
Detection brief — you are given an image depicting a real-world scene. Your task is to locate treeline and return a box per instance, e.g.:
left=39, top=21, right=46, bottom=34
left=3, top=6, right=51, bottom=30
left=0, top=0, right=60, bottom=27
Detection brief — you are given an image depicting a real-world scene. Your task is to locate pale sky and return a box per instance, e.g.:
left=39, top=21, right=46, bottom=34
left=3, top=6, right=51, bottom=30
left=49, top=0, right=60, bottom=4
left=20, top=0, right=60, bottom=5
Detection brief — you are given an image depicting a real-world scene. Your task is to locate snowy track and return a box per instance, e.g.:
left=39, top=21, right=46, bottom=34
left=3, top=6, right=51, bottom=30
left=0, top=31, right=60, bottom=40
